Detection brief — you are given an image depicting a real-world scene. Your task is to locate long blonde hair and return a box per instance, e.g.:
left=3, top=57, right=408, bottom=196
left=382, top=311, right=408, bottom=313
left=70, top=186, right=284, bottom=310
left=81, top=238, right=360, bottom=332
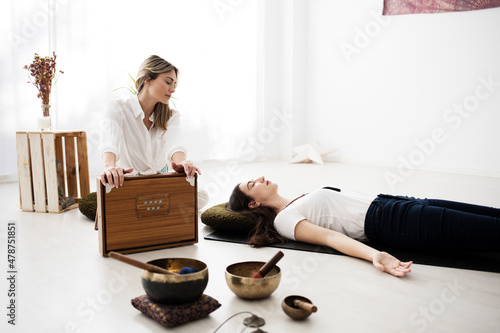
left=135, top=55, right=178, bottom=131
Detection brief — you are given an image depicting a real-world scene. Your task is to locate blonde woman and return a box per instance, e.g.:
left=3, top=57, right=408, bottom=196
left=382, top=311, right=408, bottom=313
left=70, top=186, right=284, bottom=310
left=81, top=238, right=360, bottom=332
left=99, top=55, right=207, bottom=207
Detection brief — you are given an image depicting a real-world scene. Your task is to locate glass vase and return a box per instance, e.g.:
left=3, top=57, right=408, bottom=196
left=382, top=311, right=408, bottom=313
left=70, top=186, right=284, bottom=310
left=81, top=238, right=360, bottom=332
left=38, top=104, right=52, bottom=131
left=41, top=103, right=51, bottom=117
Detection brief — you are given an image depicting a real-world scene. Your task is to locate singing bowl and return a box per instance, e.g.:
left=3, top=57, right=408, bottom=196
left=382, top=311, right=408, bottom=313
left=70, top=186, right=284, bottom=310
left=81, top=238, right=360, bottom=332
left=282, top=295, right=314, bottom=320
left=141, top=258, right=208, bottom=304
left=225, top=261, right=281, bottom=300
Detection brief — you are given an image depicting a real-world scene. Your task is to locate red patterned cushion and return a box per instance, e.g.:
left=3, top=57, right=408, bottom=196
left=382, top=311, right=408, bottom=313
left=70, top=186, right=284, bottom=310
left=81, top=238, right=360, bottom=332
left=131, top=294, right=221, bottom=327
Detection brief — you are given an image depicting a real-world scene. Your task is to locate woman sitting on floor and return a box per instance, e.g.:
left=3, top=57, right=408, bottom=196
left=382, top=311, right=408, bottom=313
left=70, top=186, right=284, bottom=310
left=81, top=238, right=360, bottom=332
left=99, top=55, right=201, bottom=187
left=227, top=176, right=500, bottom=277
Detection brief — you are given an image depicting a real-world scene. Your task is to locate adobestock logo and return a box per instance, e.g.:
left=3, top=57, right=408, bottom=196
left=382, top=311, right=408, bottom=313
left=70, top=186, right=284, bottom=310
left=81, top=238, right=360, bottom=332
left=8, top=0, right=69, bottom=50
left=280, top=247, right=329, bottom=292
left=402, top=278, right=466, bottom=333
left=86, top=106, right=294, bottom=201
left=339, top=10, right=391, bottom=64
left=384, top=74, right=499, bottom=191
left=56, top=267, right=134, bottom=333
left=203, top=106, right=294, bottom=199
left=213, top=0, right=244, bottom=21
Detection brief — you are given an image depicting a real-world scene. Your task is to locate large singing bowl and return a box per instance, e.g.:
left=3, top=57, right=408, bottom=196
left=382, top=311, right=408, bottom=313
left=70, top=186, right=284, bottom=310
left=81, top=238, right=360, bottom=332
left=141, top=258, right=208, bottom=304
left=225, top=261, right=281, bottom=300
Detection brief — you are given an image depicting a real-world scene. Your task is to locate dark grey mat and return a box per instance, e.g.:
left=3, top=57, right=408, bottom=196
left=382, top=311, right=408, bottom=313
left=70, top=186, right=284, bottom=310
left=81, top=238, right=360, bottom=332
left=205, top=230, right=500, bottom=273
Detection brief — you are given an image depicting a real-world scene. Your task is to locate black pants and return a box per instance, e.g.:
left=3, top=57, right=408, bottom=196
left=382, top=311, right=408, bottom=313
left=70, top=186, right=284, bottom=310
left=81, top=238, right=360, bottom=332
left=364, top=194, right=500, bottom=252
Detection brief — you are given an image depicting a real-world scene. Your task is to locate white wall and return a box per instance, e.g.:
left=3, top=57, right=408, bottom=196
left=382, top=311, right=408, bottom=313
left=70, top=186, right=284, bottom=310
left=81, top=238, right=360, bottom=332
left=304, top=1, right=500, bottom=179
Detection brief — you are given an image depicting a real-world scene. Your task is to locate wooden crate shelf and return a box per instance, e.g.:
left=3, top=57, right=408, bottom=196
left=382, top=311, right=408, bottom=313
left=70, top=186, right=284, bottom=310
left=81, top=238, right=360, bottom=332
left=16, top=131, right=90, bottom=213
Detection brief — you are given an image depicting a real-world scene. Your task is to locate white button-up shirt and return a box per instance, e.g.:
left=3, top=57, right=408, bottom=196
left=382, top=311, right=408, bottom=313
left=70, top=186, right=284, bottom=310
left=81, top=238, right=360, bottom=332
left=98, top=95, right=186, bottom=174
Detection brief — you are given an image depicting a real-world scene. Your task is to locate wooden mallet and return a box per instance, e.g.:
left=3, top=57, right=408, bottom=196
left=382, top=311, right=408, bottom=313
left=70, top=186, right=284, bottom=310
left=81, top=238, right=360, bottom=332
left=293, top=299, right=318, bottom=313
left=109, top=251, right=178, bottom=275
left=109, top=252, right=198, bottom=275
left=252, top=251, right=284, bottom=278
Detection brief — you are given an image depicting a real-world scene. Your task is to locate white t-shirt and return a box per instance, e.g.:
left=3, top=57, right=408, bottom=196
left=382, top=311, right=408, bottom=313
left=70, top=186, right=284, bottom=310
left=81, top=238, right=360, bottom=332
left=274, top=188, right=376, bottom=242
left=98, top=95, right=186, bottom=174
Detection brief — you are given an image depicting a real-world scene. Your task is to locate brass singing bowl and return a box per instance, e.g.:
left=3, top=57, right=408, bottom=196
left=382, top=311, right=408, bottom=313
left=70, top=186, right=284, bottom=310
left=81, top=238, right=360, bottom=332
left=225, top=261, right=281, bottom=300
left=282, top=295, right=314, bottom=320
left=141, top=258, right=208, bottom=304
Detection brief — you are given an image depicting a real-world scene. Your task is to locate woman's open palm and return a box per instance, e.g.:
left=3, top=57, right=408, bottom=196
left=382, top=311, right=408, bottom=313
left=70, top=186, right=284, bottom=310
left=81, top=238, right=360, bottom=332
left=373, top=252, right=412, bottom=277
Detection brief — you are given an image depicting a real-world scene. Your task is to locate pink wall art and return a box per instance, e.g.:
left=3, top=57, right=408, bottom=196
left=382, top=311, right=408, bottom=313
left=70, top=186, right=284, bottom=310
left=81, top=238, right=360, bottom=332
left=383, top=0, right=500, bottom=15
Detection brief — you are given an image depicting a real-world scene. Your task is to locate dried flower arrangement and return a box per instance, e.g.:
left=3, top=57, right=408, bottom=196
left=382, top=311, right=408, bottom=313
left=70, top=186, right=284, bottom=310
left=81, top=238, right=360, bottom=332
left=24, top=52, right=64, bottom=117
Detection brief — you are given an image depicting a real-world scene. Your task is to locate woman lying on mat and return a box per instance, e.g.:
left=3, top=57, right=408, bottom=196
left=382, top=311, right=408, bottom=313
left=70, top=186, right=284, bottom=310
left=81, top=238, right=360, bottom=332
left=98, top=55, right=201, bottom=188
left=227, top=176, right=500, bottom=277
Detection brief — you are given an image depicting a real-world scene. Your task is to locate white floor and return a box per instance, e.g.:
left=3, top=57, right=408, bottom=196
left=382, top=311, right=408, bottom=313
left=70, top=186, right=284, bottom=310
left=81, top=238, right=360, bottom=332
left=1, top=160, right=500, bottom=333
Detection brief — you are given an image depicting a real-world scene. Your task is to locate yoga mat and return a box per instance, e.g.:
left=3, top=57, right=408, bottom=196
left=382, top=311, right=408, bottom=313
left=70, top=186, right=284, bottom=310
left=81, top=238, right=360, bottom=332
left=205, top=230, right=500, bottom=273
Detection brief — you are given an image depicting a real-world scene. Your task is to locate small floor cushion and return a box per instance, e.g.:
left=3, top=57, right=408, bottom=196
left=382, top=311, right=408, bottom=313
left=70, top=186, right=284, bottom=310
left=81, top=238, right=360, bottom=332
left=79, top=192, right=97, bottom=220
left=200, top=203, right=256, bottom=235
left=131, top=294, right=221, bottom=327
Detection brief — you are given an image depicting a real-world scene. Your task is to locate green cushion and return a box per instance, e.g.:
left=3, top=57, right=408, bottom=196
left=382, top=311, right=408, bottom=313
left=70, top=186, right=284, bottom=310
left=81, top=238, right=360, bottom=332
left=200, top=203, right=256, bottom=235
left=79, top=192, right=97, bottom=220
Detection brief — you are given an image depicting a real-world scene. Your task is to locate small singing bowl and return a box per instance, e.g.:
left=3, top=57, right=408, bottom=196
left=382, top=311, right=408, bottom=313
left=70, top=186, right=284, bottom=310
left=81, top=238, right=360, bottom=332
left=282, top=295, right=315, bottom=320
left=141, top=258, right=208, bottom=305
left=225, top=261, right=281, bottom=300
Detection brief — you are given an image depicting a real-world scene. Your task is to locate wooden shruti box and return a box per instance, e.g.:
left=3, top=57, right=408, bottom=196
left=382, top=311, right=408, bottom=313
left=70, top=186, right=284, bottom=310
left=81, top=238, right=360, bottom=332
left=97, top=172, right=198, bottom=256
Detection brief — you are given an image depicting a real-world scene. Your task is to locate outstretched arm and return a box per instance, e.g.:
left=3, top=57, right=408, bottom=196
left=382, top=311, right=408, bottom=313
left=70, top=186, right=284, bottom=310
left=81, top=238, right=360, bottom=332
left=294, top=220, right=412, bottom=277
